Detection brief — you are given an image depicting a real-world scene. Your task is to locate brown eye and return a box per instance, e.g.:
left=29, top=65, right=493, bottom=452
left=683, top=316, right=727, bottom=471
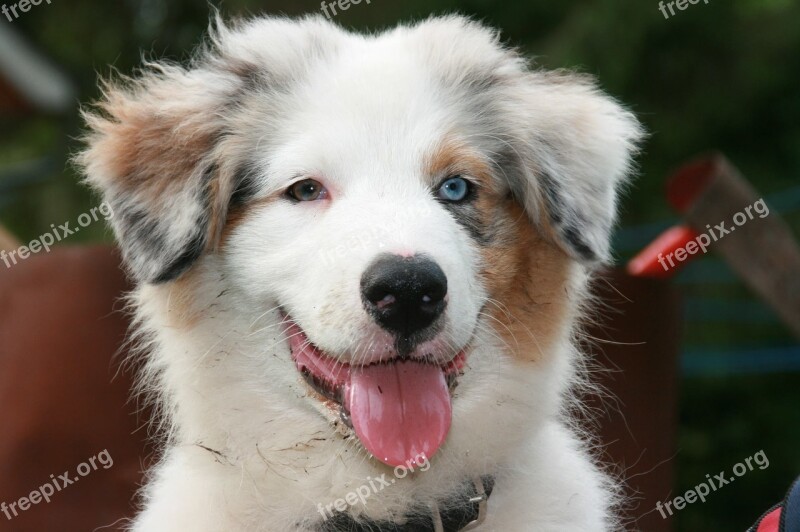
left=287, top=179, right=327, bottom=202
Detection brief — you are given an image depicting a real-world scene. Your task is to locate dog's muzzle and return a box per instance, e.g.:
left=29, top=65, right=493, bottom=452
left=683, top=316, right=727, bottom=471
left=287, top=255, right=466, bottom=469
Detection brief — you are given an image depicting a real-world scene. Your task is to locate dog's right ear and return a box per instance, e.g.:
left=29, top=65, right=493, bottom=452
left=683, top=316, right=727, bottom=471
left=78, top=63, right=233, bottom=284
left=78, top=16, right=344, bottom=284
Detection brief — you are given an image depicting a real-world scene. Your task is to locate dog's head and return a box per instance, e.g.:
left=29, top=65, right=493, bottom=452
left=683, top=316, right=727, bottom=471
left=79, top=15, right=641, bottom=469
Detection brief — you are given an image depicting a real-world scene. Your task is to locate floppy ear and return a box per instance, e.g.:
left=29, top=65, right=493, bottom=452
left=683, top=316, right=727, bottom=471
left=78, top=16, right=344, bottom=284
left=78, top=64, right=235, bottom=284
left=508, top=72, right=644, bottom=265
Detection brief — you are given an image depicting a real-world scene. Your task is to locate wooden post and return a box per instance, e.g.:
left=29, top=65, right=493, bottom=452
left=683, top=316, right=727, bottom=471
left=669, top=154, right=800, bottom=339
left=584, top=269, right=682, bottom=532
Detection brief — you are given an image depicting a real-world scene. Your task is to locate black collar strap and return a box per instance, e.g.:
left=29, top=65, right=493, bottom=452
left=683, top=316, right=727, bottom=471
left=319, top=476, right=495, bottom=532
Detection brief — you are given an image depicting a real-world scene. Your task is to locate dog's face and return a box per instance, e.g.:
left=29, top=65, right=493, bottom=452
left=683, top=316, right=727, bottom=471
left=80, top=16, right=641, bottom=470
left=226, top=83, right=490, bottom=368
left=222, top=73, right=505, bottom=465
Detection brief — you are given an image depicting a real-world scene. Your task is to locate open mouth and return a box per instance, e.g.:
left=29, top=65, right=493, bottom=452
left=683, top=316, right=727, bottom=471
left=283, top=318, right=466, bottom=467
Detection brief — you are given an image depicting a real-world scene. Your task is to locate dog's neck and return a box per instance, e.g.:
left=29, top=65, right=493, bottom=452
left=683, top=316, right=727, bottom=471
left=317, top=476, right=494, bottom=532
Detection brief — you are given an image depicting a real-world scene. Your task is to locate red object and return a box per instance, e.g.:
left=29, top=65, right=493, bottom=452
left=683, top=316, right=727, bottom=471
left=626, top=225, right=700, bottom=278
left=628, top=155, right=720, bottom=279
left=666, top=156, right=718, bottom=213
left=756, top=508, right=782, bottom=531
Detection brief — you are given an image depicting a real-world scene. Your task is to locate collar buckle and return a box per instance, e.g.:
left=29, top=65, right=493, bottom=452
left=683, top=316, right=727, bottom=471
left=427, top=477, right=489, bottom=531
left=459, top=477, right=489, bottom=530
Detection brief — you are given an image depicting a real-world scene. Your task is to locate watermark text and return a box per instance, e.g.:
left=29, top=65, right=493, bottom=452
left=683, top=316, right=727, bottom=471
left=1, top=450, right=114, bottom=521
left=658, top=0, right=710, bottom=20
left=317, top=453, right=430, bottom=520
left=655, top=449, right=769, bottom=518
left=658, top=198, right=769, bottom=272
left=2, top=0, right=52, bottom=22
left=1, top=202, right=113, bottom=269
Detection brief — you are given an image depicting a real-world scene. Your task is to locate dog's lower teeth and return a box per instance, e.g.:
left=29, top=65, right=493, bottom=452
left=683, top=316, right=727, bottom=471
left=340, top=408, right=353, bottom=429
left=301, top=367, right=339, bottom=402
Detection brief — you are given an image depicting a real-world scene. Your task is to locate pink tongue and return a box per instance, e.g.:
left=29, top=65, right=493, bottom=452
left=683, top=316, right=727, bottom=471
left=344, top=360, right=452, bottom=468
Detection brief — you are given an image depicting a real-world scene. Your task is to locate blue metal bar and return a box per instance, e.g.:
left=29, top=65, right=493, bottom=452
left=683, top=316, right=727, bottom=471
left=682, top=346, right=800, bottom=376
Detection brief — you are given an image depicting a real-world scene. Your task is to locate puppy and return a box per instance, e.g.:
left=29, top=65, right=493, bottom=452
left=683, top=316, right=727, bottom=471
left=79, top=14, right=642, bottom=532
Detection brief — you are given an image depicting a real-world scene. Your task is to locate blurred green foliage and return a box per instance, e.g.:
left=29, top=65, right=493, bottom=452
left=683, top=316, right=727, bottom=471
left=1, top=1, right=799, bottom=530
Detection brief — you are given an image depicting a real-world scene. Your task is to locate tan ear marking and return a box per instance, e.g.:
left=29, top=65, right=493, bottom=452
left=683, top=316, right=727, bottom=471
left=79, top=68, right=236, bottom=284
left=478, top=200, right=574, bottom=363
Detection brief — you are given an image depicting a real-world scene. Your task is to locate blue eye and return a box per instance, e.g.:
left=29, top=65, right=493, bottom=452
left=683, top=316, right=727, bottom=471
left=437, top=176, right=471, bottom=203
left=287, top=179, right=328, bottom=202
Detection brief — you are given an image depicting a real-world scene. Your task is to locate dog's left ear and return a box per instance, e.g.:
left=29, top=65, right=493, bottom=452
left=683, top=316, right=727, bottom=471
left=507, top=72, right=644, bottom=265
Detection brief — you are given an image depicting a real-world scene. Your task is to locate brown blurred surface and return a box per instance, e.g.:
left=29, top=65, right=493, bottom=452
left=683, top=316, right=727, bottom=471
left=0, top=246, right=146, bottom=532
left=0, top=225, right=18, bottom=253
left=586, top=270, right=682, bottom=532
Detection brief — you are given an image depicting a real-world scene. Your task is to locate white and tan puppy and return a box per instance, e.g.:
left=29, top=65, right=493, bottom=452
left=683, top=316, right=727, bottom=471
left=79, top=14, right=642, bottom=532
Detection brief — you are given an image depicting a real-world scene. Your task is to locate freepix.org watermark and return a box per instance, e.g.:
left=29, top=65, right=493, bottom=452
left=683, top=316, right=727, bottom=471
left=320, top=0, right=371, bottom=20
left=318, top=203, right=434, bottom=267
left=1, top=450, right=114, bottom=521
left=317, top=452, right=430, bottom=520
left=658, top=0, right=710, bottom=20
left=0, top=202, right=113, bottom=269
left=657, top=197, right=769, bottom=272
left=1, top=0, right=51, bottom=22
left=655, top=449, right=769, bottom=519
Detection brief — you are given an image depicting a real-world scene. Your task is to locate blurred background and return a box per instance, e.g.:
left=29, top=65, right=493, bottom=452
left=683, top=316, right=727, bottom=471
left=1, top=0, right=799, bottom=530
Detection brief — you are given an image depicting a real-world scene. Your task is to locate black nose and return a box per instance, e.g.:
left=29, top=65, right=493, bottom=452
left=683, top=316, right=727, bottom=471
left=361, top=254, right=448, bottom=337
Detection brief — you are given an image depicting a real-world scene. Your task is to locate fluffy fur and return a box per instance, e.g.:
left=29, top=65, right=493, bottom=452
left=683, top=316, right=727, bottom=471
left=78, top=14, right=642, bottom=531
